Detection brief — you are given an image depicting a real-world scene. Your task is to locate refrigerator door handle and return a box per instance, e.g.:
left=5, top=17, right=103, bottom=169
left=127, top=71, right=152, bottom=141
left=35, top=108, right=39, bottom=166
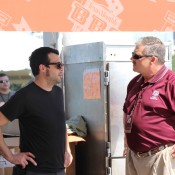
left=104, top=71, right=110, bottom=86
left=106, top=142, right=111, bottom=157
left=106, top=167, right=111, bottom=175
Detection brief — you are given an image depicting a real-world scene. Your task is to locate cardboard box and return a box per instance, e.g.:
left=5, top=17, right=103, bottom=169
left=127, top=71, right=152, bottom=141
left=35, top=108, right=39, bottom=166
left=0, top=167, right=13, bottom=175
left=0, top=138, right=19, bottom=175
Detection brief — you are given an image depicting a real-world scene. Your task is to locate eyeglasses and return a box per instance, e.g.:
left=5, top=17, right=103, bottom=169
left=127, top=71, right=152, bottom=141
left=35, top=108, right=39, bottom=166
left=0, top=80, right=9, bottom=83
left=132, top=52, right=153, bottom=60
left=47, top=62, right=64, bottom=69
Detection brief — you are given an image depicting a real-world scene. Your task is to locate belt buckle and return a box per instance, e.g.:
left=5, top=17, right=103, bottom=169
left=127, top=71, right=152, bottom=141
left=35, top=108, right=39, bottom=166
left=136, top=151, right=151, bottom=158
left=148, top=150, right=152, bottom=156
left=136, top=152, right=141, bottom=157
left=158, top=145, right=165, bottom=151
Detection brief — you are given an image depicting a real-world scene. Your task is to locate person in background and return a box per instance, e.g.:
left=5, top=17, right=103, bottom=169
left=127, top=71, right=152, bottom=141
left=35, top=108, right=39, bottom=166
left=0, top=73, right=18, bottom=137
left=123, top=36, right=175, bottom=175
left=0, top=47, right=73, bottom=175
left=0, top=73, right=15, bottom=107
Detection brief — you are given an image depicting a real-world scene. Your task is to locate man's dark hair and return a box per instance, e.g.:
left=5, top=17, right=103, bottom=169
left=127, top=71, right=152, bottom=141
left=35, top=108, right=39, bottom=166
left=0, top=73, right=7, bottom=78
left=29, top=47, right=59, bottom=76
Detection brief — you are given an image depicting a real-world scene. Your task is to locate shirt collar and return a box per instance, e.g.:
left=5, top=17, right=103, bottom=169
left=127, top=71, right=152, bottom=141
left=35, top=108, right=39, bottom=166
left=137, top=65, right=169, bottom=84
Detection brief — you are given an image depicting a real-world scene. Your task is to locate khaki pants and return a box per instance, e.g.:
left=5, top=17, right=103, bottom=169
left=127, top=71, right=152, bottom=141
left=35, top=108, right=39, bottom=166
left=126, top=146, right=175, bottom=175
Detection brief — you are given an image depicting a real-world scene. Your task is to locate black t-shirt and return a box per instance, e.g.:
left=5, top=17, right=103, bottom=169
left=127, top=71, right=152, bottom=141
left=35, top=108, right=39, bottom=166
left=0, top=82, right=66, bottom=173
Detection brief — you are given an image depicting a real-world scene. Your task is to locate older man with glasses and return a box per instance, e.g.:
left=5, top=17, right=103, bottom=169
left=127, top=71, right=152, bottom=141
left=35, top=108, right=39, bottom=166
left=123, top=36, right=175, bottom=175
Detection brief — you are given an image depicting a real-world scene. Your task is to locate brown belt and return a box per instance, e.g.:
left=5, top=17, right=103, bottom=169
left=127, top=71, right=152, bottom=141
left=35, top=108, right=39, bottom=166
left=135, top=143, right=174, bottom=158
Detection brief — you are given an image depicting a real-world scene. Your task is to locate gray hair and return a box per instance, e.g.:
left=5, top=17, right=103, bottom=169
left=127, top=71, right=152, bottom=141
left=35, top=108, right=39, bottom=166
left=136, top=36, right=165, bottom=64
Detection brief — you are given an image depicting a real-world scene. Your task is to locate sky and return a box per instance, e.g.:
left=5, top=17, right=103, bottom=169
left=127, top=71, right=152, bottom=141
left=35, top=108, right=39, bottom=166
left=0, top=32, right=43, bottom=71
left=0, top=32, right=174, bottom=71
